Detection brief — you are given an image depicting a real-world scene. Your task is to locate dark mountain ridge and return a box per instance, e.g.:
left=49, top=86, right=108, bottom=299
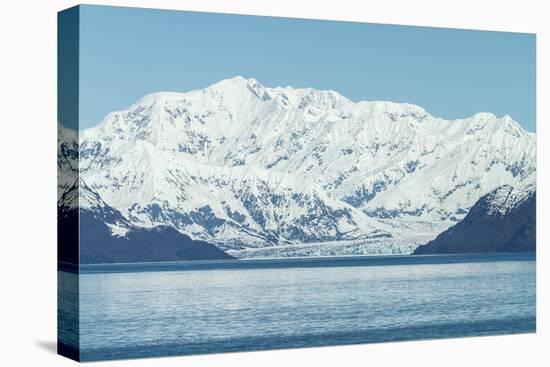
left=58, top=180, right=234, bottom=264
left=414, top=185, right=535, bottom=254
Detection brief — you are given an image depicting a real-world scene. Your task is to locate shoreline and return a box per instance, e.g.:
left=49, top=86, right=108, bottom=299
left=58, top=251, right=536, bottom=274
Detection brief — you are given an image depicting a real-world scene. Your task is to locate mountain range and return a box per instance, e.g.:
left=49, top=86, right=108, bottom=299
left=58, top=76, right=536, bottom=259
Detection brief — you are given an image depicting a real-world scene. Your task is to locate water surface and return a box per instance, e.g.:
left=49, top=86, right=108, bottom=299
left=58, top=253, right=536, bottom=361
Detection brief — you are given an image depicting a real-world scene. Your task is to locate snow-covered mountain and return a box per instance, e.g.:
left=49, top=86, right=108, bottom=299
left=414, top=183, right=536, bottom=254
left=58, top=76, right=536, bottom=257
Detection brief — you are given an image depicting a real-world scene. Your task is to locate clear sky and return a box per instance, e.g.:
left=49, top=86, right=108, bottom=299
left=77, top=5, right=536, bottom=131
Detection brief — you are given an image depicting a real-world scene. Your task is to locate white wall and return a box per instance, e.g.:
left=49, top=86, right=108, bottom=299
left=0, top=1, right=547, bottom=366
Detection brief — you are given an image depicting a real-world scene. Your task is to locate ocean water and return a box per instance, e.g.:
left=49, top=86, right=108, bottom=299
left=58, top=253, right=536, bottom=361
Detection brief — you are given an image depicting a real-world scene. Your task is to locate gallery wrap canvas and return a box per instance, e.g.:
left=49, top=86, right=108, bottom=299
left=57, top=4, right=536, bottom=362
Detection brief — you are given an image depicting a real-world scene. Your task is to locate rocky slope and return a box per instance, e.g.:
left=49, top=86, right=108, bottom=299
left=58, top=180, right=233, bottom=263
left=414, top=184, right=536, bottom=254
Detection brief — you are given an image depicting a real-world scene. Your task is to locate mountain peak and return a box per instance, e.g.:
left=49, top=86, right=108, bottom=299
left=210, top=75, right=258, bottom=87
left=471, top=112, right=497, bottom=120
left=127, top=77, right=263, bottom=108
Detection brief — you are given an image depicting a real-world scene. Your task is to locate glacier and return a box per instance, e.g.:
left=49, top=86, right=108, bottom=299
left=58, top=76, right=536, bottom=258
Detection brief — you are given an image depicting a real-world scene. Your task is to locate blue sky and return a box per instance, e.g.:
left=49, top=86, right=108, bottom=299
left=77, top=5, right=536, bottom=131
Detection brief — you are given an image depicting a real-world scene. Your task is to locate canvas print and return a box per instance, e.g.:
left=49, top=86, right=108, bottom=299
left=57, top=5, right=536, bottom=362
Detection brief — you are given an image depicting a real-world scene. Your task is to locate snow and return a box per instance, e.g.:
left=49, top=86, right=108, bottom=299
left=483, top=182, right=536, bottom=216
left=58, top=76, right=536, bottom=257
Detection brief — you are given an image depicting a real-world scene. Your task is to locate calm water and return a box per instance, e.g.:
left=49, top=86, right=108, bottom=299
left=58, top=253, right=536, bottom=361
